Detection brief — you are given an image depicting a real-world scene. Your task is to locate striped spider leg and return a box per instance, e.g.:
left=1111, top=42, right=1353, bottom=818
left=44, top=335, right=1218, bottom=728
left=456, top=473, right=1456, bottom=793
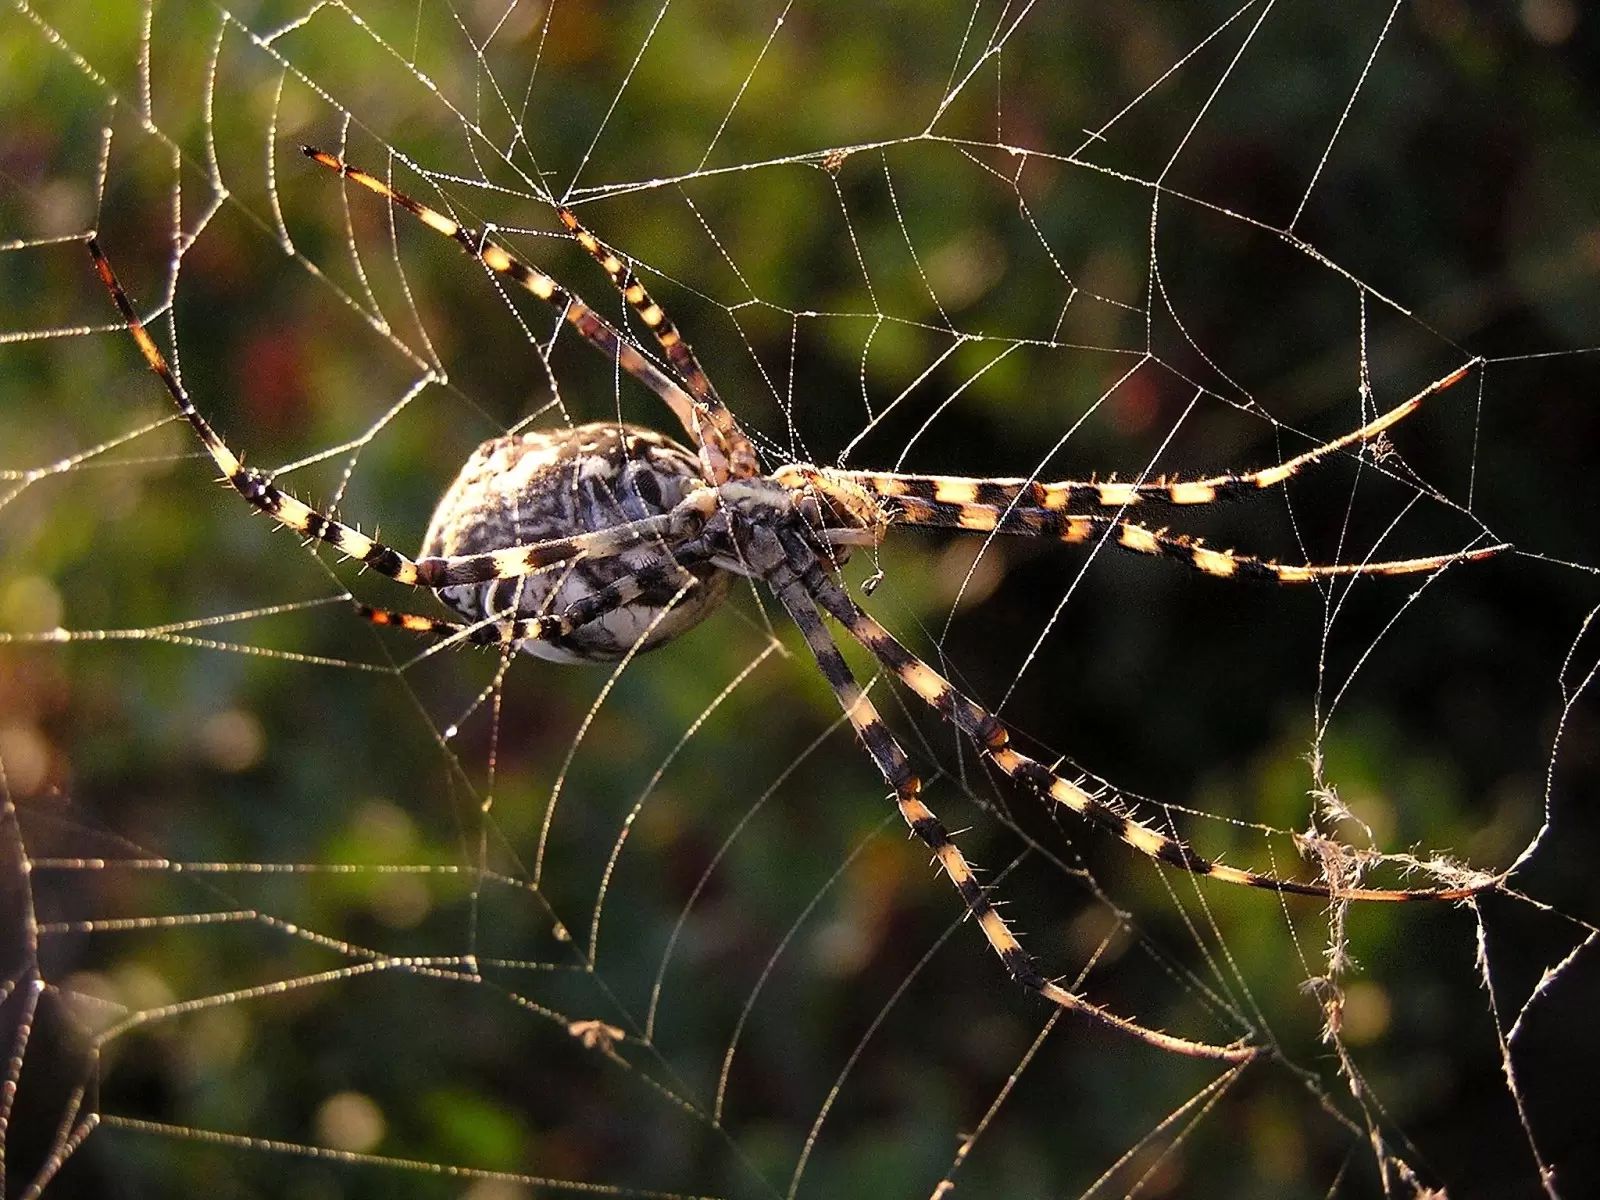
left=302, top=147, right=759, bottom=487
left=836, top=363, right=1508, bottom=582
left=772, top=522, right=1495, bottom=904
left=548, top=204, right=761, bottom=482
left=844, top=362, right=1471, bottom=514
left=868, top=504, right=1505, bottom=583
left=354, top=542, right=722, bottom=656
left=89, top=242, right=729, bottom=660
left=763, top=529, right=1255, bottom=1063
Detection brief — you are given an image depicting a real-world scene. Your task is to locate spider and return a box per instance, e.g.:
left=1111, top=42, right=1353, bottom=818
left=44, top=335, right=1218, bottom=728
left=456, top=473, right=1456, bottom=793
left=88, top=147, right=1506, bottom=1062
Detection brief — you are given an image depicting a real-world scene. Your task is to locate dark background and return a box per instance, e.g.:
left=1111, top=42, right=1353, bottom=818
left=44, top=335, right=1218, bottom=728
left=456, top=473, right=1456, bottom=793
left=2, top=1, right=1599, bottom=1197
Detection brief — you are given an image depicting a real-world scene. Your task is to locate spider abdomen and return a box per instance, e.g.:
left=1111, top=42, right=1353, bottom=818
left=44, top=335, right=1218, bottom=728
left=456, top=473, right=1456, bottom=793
left=421, top=422, right=728, bottom=663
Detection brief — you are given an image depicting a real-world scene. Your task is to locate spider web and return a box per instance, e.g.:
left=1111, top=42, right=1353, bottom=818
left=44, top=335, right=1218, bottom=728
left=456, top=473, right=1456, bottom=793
left=3, top=0, right=1599, bottom=1196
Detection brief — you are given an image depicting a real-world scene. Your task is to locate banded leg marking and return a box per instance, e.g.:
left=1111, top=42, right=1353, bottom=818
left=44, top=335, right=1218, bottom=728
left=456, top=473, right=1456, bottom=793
left=777, top=526, right=1489, bottom=903
left=768, top=547, right=1254, bottom=1061
left=356, top=605, right=545, bottom=645
left=91, top=239, right=426, bottom=585
left=842, top=363, right=1473, bottom=511
left=360, top=547, right=715, bottom=646
left=301, top=148, right=710, bottom=470
left=92, top=237, right=717, bottom=594
left=881, top=497, right=1508, bottom=582
left=554, top=206, right=760, bottom=481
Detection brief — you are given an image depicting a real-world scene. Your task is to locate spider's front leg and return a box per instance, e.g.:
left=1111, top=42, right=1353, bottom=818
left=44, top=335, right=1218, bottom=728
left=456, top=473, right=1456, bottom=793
left=841, top=362, right=1476, bottom=514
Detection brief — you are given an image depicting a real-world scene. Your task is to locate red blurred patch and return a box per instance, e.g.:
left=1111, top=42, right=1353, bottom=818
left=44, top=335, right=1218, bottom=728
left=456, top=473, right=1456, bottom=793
left=1109, top=369, right=1160, bottom=435
left=238, top=325, right=311, bottom=434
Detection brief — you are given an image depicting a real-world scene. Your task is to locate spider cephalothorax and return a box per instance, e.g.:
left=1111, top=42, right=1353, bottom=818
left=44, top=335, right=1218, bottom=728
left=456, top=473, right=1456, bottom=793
left=769, top=463, right=892, bottom=549
left=88, top=147, right=1505, bottom=1063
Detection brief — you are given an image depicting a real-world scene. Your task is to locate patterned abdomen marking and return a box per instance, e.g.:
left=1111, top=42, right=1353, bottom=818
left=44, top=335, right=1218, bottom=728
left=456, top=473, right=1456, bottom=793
left=422, top=423, right=728, bottom=662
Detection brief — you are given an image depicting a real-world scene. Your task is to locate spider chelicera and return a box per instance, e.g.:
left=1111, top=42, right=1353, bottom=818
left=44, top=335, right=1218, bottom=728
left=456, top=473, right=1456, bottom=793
left=88, top=146, right=1505, bottom=1061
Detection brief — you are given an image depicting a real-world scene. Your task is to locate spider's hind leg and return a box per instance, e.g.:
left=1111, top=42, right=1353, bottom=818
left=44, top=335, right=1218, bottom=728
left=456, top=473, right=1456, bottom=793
left=93, top=236, right=722, bottom=598
left=774, top=524, right=1495, bottom=903
left=882, top=499, right=1508, bottom=583
left=90, top=238, right=429, bottom=586
left=356, top=544, right=720, bottom=657
left=760, top=525, right=1256, bottom=1063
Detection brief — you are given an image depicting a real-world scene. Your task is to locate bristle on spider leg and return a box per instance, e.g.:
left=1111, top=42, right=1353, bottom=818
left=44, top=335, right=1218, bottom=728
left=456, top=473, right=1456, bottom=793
left=551, top=203, right=759, bottom=479
left=90, top=238, right=434, bottom=587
